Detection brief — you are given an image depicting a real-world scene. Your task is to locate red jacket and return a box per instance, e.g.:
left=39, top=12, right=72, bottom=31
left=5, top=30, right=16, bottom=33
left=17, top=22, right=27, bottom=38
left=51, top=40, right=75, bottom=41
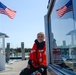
left=29, top=43, right=46, bottom=68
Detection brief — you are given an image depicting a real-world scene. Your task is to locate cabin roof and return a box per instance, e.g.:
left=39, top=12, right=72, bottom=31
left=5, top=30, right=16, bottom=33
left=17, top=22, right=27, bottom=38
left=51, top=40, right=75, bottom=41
left=0, top=32, right=9, bottom=38
left=67, top=29, right=76, bottom=35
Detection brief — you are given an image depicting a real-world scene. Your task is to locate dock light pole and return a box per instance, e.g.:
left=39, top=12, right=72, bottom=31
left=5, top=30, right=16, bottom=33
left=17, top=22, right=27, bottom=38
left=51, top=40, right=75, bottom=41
left=45, top=0, right=56, bottom=64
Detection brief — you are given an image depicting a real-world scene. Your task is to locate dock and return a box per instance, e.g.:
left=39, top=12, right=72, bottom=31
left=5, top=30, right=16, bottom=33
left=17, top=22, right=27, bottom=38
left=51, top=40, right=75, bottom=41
left=0, top=60, right=28, bottom=75
left=0, top=60, right=57, bottom=75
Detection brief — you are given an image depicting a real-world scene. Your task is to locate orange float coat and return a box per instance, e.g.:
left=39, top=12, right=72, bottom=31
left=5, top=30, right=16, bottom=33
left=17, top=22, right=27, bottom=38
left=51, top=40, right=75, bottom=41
left=29, top=42, right=46, bottom=68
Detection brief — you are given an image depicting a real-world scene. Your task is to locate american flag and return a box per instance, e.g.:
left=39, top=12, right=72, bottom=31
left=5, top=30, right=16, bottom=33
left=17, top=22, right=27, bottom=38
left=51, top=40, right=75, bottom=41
left=56, top=0, right=73, bottom=17
left=0, top=2, right=16, bottom=19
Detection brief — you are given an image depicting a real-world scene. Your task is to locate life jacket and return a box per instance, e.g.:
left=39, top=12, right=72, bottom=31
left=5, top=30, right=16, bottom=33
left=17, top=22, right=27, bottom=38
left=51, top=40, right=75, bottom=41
left=29, top=40, right=46, bottom=68
left=53, top=48, right=61, bottom=64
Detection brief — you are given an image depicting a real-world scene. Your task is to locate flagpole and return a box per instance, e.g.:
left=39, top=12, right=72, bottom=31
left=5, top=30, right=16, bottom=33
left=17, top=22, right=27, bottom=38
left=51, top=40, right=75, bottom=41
left=72, top=0, right=75, bottom=30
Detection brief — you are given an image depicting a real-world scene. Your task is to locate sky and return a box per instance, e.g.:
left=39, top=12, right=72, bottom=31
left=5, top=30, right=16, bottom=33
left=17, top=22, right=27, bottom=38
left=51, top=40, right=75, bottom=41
left=51, top=0, right=76, bottom=46
left=0, top=0, right=48, bottom=48
left=0, top=0, right=76, bottom=48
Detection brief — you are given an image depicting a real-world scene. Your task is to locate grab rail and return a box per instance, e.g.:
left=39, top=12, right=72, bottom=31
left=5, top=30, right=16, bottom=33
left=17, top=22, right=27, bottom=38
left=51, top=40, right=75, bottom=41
left=47, top=64, right=76, bottom=75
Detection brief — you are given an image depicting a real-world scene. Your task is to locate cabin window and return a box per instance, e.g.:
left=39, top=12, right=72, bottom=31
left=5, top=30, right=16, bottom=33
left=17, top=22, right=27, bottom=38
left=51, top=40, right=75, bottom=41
left=49, top=0, right=76, bottom=72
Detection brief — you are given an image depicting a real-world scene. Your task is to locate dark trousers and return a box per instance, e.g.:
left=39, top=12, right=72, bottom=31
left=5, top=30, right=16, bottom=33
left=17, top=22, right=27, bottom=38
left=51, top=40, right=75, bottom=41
left=19, top=67, right=47, bottom=75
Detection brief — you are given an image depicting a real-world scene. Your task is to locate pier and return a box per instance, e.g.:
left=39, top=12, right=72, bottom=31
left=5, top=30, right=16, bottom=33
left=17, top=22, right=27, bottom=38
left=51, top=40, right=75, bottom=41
left=0, top=60, right=28, bottom=75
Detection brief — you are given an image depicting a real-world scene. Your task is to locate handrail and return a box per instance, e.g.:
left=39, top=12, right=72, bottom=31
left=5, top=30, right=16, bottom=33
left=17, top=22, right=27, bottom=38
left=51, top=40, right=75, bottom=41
left=48, top=64, right=76, bottom=75
left=46, top=0, right=56, bottom=64
left=47, top=0, right=56, bottom=22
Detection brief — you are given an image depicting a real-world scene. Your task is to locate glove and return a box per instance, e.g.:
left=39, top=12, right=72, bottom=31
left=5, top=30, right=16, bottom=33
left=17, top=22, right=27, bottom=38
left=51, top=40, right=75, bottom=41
left=31, top=71, right=41, bottom=75
left=35, top=71, right=41, bottom=75
left=38, top=68, right=44, bottom=73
